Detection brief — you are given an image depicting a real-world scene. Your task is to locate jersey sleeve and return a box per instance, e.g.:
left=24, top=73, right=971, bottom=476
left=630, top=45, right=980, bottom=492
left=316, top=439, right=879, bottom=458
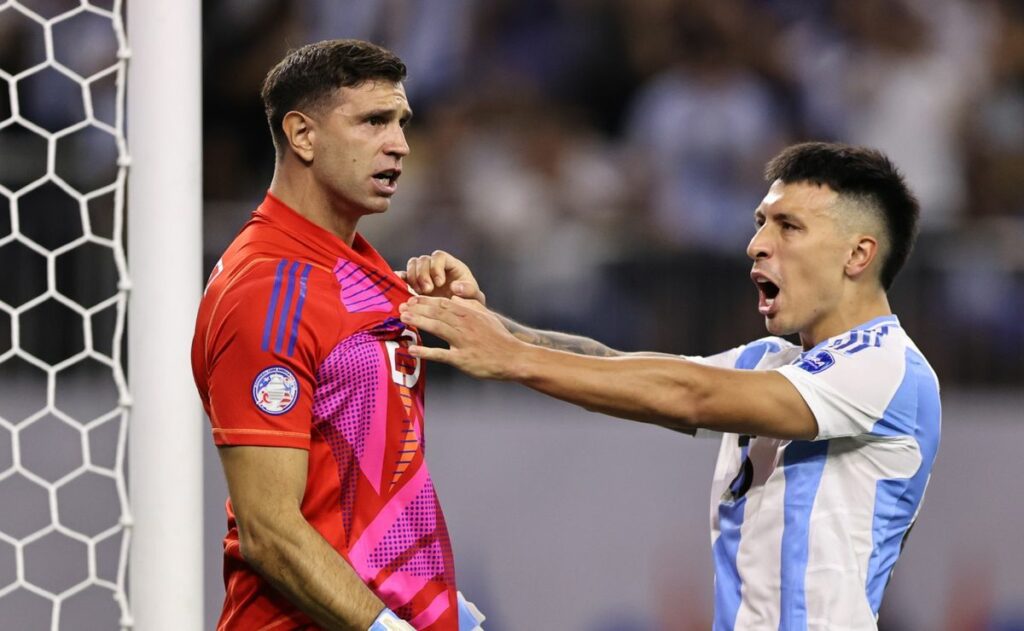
left=775, top=345, right=904, bottom=440
left=682, top=337, right=795, bottom=439
left=683, top=336, right=793, bottom=370
left=199, top=260, right=338, bottom=449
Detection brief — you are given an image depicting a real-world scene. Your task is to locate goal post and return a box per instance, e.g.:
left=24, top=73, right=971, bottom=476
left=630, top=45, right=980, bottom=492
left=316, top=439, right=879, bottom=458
left=126, top=1, right=204, bottom=629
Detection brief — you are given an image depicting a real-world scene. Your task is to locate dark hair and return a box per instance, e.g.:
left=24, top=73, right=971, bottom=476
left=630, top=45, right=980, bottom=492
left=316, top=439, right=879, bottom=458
left=260, top=39, right=407, bottom=154
left=764, top=142, right=919, bottom=290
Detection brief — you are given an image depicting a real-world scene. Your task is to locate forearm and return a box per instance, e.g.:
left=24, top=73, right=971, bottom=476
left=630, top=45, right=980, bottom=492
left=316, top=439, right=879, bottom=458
left=496, top=313, right=624, bottom=357
left=505, top=344, right=817, bottom=439
left=241, top=515, right=383, bottom=631
left=507, top=344, right=704, bottom=431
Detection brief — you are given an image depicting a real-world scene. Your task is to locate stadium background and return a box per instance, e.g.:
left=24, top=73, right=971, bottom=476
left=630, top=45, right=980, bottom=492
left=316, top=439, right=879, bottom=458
left=1, top=0, right=1022, bottom=629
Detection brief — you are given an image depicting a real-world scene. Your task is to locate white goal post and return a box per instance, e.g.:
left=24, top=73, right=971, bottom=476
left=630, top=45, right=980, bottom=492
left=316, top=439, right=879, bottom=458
left=126, top=1, right=204, bottom=630
left=0, top=0, right=202, bottom=628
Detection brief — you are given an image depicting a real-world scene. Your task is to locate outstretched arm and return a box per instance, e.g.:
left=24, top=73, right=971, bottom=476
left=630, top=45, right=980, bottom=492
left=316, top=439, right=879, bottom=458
left=399, top=296, right=818, bottom=440
left=401, top=250, right=672, bottom=358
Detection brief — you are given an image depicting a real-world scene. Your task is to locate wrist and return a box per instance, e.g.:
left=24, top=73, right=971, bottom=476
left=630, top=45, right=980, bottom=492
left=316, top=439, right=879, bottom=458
left=505, top=339, right=545, bottom=382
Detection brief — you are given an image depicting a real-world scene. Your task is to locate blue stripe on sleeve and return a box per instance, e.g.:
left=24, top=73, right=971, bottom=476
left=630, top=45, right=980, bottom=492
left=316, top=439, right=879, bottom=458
left=261, top=259, right=289, bottom=351
left=778, top=440, right=829, bottom=631
left=865, top=348, right=941, bottom=613
left=735, top=339, right=780, bottom=370
left=274, top=261, right=300, bottom=354
left=286, top=264, right=313, bottom=357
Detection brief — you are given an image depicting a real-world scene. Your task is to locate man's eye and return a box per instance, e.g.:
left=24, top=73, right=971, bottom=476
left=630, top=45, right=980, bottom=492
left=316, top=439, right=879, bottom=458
left=782, top=223, right=798, bottom=231
left=368, top=116, right=385, bottom=126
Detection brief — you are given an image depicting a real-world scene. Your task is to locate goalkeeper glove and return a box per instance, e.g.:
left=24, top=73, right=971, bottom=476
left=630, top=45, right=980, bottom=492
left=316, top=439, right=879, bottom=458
left=368, top=608, right=414, bottom=631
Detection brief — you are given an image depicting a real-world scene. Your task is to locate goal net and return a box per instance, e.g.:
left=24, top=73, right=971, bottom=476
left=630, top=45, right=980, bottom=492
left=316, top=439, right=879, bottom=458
left=0, top=1, right=132, bottom=628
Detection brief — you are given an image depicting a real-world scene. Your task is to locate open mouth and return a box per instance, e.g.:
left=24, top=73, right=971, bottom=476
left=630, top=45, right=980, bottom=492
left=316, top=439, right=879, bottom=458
left=752, top=274, right=780, bottom=315
left=373, top=169, right=400, bottom=188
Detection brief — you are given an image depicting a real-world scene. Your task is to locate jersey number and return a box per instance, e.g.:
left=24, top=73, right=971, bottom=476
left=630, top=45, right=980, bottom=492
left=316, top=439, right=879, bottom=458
left=385, top=328, right=421, bottom=388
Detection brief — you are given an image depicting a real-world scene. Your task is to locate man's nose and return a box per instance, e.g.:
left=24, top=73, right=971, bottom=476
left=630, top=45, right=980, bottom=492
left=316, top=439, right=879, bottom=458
left=385, top=127, right=410, bottom=158
left=747, top=230, right=771, bottom=261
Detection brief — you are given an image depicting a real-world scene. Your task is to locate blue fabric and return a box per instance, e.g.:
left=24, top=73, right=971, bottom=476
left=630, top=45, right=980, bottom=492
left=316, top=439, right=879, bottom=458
left=713, top=494, right=748, bottom=631
left=260, top=259, right=288, bottom=352
left=864, top=348, right=941, bottom=613
left=778, top=440, right=829, bottom=631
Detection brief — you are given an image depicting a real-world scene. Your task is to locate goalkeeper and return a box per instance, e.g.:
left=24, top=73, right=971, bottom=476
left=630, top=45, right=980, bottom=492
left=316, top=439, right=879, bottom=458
left=402, top=143, right=940, bottom=630
left=192, top=40, right=484, bottom=630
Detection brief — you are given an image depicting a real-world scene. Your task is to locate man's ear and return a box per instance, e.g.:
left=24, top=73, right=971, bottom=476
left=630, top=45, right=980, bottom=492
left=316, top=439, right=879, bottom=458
left=846, top=234, right=881, bottom=280
left=281, top=111, right=315, bottom=162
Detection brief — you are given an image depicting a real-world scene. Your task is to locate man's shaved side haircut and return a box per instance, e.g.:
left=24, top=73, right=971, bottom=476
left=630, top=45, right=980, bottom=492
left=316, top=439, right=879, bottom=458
left=261, top=39, right=407, bottom=156
left=765, top=142, right=920, bottom=290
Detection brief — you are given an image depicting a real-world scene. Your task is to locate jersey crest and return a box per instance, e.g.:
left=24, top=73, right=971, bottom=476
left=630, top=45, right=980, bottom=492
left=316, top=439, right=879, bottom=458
left=251, top=366, right=299, bottom=415
left=795, top=350, right=835, bottom=374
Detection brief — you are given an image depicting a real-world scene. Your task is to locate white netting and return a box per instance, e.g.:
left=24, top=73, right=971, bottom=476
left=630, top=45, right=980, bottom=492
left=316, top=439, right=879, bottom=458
left=0, top=0, right=132, bottom=628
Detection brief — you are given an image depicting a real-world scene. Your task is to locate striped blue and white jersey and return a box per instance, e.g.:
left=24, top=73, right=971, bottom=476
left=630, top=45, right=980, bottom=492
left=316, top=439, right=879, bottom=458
left=693, top=315, right=941, bottom=631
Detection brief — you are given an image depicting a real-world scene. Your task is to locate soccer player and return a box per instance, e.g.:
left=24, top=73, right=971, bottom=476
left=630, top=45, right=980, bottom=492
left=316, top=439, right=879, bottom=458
left=400, top=142, right=940, bottom=630
left=192, top=40, right=483, bottom=631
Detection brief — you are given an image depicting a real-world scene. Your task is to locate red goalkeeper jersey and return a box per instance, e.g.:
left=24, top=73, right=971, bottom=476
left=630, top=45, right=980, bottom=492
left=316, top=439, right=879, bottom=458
left=192, top=193, right=459, bottom=630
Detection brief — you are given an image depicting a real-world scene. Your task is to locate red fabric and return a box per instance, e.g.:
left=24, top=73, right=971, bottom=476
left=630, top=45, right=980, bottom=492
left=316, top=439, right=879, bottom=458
left=192, top=193, right=459, bottom=630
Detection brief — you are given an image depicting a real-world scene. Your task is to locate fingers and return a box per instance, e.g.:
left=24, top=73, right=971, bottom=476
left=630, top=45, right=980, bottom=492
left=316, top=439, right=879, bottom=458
left=403, top=250, right=486, bottom=302
left=399, top=299, right=463, bottom=342
left=407, top=344, right=452, bottom=364
left=405, top=255, right=436, bottom=293
left=428, top=251, right=449, bottom=288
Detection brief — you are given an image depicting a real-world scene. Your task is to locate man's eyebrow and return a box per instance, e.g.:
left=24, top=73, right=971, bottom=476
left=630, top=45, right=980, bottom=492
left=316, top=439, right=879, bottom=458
left=362, top=107, right=414, bottom=121
left=772, top=212, right=801, bottom=224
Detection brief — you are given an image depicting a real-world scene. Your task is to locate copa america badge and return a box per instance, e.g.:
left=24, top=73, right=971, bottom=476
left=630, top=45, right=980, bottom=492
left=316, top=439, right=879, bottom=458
left=252, top=366, right=299, bottom=415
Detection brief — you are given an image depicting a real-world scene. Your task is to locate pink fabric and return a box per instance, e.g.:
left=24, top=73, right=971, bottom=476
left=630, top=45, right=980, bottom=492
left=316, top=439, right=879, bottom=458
left=347, top=460, right=429, bottom=576
left=335, top=260, right=392, bottom=313
left=311, top=333, right=388, bottom=493
left=378, top=571, right=431, bottom=609
left=361, top=344, right=389, bottom=493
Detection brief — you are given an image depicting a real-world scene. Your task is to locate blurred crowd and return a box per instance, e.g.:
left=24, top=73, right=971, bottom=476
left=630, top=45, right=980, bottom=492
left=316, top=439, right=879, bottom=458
left=2, top=0, right=1021, bottom=385
left=200, top=0, right=1024, bottom=386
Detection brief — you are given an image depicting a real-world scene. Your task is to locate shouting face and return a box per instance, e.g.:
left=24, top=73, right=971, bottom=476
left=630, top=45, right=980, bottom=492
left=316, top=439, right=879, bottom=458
left=747, top=179, right=867, bottom=347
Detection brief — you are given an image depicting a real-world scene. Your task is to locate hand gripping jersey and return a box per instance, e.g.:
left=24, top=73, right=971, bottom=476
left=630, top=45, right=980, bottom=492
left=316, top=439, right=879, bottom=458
left=192, top=193, right=460, bottom=630
left=693, top=316, right=940, bottom=631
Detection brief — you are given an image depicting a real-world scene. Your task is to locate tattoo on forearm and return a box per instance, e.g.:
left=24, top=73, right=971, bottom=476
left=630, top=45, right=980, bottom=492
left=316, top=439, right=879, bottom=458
left=499, top=315, right=621, bottom=357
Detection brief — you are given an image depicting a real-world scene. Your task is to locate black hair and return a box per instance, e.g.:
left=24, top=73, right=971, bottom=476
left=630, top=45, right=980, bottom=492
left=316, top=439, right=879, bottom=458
left=765, top=142, right=919, bottom=290
left=260, top=39, right=407, bottom=155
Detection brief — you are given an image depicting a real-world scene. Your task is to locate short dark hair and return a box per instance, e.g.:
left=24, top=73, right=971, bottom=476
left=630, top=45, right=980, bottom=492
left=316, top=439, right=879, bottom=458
left=260, top=39, right=407, bottom=154
left=764, top=142, right=919, bottom=290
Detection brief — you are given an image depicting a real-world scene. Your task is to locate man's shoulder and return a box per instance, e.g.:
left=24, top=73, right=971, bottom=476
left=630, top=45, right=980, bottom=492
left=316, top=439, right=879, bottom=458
left=205, top=254, right=336, bottom=304
left=196, top=251, right=342, bottom=346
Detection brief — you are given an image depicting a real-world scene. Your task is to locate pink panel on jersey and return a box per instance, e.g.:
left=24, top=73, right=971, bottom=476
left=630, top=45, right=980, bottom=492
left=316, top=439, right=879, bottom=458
left=409, top=590, right=451, bottom=630
left=347, top=461, right=429, bottom=577
left=369, top=484, right=443, bottom=576
left=335, top=259, right=393, bottom=313
left=378, top=571, right=430, bottom=609
left=312, top=331, right=389, bottom=494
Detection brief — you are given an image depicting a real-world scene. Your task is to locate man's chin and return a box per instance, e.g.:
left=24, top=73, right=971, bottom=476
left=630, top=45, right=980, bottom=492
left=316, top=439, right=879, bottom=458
left=360, top=198, right=391, bottom=215
left=763, top=315, right=794, bottom=337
